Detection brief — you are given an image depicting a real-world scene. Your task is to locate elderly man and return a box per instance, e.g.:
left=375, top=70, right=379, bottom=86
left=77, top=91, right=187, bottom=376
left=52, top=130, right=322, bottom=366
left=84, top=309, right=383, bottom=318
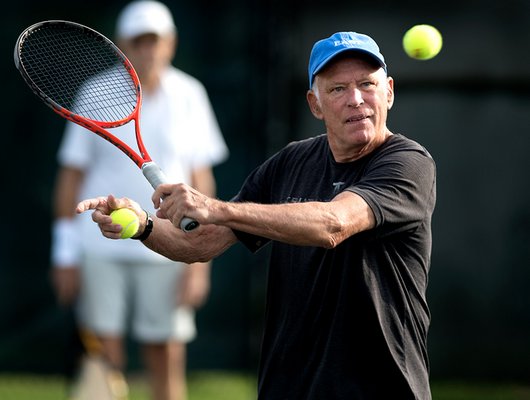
left=78, top=31, right=435, bottom=399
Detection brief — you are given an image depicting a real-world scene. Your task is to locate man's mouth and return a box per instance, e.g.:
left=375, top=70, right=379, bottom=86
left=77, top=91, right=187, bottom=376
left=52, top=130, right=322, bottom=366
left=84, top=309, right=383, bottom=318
left=345, top=114, right=368, bottom=123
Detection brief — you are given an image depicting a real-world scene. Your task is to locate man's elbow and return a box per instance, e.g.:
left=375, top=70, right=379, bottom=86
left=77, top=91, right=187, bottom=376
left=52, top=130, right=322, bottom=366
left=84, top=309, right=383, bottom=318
left=320, top=217, right=346, bottom=249
left=320, top=215, right=371, bottom=249
left=166, top=251, right=213, bottom=264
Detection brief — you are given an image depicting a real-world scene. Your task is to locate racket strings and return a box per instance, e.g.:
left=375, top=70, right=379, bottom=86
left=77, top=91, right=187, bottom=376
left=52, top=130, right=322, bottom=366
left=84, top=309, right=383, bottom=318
left=19, top=23, right=138, bottom=123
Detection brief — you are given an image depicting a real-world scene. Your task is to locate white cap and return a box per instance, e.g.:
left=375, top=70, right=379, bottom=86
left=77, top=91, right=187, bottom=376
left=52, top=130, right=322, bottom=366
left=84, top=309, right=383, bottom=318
left=116, top=0, right=176, bottom=39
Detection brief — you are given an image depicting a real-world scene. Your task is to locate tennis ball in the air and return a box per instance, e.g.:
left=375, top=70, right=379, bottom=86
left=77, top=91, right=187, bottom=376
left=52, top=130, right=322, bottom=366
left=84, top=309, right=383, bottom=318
left=402, top=24, right=443, bottom=60
left=110, top=208, right=139, bottom=239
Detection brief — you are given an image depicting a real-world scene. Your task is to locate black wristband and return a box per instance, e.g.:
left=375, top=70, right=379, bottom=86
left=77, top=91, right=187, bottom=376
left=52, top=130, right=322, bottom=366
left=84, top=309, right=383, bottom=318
left=132, top=212, right=153, bottom=241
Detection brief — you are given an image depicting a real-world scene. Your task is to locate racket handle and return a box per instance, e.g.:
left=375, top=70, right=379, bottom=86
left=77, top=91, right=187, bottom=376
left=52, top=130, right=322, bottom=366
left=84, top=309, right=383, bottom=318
left=180, top=217, right=200, bottom=232
left=141, top=162, right=200, bottom=232
left=142, top=161, right=169, bottom=188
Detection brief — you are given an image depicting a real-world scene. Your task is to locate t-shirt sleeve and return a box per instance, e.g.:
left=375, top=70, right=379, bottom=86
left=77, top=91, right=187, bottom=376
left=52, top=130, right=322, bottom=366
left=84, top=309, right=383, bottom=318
left=57, top=121, right=93, bottom=169
left=182, top=80, right=229, bottom=169
left=232, top=229, right=270, bottom=253
left=347, top=144, right=436, bottom=237
left=229, top=156, right=278, bottom=253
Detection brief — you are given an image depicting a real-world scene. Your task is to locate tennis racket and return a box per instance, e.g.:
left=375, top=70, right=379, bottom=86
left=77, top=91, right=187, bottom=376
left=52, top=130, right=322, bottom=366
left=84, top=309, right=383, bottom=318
left=14, top=20, right=198, bottom=232
left=69, top=329, right=129, bottom=400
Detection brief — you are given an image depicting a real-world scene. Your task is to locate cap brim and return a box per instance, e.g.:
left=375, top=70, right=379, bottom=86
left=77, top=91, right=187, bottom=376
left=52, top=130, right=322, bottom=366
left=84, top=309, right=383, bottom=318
left=313, top=47, right=386, bottom=78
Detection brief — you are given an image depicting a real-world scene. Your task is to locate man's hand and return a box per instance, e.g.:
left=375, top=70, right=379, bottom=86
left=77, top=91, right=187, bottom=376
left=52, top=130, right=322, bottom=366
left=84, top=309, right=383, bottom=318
left=77, top=193, right=238, bottom=264
left=51, top=267, right=80, bottom=307
left=76, top=195, right=146, bottom=240
left=178, top=262, right=211, bottom=309
left=152, top=183, right=217, bottom=230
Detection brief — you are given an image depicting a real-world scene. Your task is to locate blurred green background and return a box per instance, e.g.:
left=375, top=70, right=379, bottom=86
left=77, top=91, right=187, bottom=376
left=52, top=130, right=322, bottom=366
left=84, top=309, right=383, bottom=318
left=1, top=0, right=529, bottom=392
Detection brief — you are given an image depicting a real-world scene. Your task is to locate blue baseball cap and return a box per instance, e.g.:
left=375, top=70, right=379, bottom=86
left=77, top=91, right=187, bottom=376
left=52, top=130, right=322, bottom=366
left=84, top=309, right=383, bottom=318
left=308, top=32, right=387, bottom=88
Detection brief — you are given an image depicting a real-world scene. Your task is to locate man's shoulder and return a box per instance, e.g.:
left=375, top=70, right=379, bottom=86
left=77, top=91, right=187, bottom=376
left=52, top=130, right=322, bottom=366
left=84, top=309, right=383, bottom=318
left=284, top=134, right=327, bottom=152
left=260, top=134, right=327, bottom=172
left=162, top=66, right=206, bottom=92
left=382, top=133, right=433, bottom=160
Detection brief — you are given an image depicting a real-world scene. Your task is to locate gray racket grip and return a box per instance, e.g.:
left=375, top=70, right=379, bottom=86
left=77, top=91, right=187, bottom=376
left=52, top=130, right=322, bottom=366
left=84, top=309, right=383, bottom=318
left=141, top=162, right=199, bottom=232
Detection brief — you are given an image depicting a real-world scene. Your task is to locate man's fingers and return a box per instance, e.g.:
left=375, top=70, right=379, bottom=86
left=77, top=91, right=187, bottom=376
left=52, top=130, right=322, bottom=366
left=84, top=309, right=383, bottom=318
left=91, top=210, right=123, bottom=239
left=152, top=183, right=174, bottom=208
left=155, top=209, right=169, bottom=220
left=107, top=194, right=132, bottom=210
left=76, top=196, right=108, bottom=214
left=76, top=195, right=133, bottom=215
left=75, top=195, right=145, bottom=241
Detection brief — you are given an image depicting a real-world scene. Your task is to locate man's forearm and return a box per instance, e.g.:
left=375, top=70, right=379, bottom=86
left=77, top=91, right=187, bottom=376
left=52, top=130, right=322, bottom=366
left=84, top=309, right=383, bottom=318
left=210, top=191, right=375, bottom=249
left=142, top=216, right=237, bottom=263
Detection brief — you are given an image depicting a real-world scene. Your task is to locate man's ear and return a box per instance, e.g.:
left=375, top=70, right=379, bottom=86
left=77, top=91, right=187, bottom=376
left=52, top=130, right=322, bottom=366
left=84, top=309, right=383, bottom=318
left=386, top=76, right=395, bottom=110
left=307, top=90, right=324, bottom=120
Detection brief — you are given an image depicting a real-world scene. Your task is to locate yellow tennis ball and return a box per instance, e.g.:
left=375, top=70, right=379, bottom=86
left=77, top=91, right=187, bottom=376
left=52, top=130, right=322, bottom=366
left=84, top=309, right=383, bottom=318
left=403, top=24, right=443, bottom=60
left=110, top=208, right=139, bottom=239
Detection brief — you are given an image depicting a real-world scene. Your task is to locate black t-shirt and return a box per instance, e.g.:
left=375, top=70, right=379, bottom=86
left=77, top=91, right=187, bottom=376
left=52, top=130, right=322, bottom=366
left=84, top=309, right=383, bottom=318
left=233, top=134, right=436, bottom=400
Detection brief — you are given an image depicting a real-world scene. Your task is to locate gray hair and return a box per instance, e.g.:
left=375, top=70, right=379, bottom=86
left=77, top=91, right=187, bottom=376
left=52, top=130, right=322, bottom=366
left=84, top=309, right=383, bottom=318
left=311, top=80, right=320, bottom=103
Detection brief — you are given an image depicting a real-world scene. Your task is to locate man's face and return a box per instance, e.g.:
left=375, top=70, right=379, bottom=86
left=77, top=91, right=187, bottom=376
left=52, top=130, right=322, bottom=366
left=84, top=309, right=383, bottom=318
left=118, top=33, right=175, bottom=84
left=307, top=56, right=394, bottom=162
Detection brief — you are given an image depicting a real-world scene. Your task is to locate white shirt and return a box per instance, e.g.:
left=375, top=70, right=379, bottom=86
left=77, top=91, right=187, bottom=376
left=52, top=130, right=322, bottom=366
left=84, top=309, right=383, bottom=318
left=57, top=66, right=228, bottom=262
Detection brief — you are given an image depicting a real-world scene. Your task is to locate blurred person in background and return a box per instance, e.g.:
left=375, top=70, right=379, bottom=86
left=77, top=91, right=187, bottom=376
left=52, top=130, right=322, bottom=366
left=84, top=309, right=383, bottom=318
left=50, top=1, right=228, bottom=399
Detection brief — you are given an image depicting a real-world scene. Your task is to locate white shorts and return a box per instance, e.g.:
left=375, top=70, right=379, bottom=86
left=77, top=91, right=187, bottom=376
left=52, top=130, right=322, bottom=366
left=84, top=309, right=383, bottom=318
left=78, top=256, right=196, bottom=343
